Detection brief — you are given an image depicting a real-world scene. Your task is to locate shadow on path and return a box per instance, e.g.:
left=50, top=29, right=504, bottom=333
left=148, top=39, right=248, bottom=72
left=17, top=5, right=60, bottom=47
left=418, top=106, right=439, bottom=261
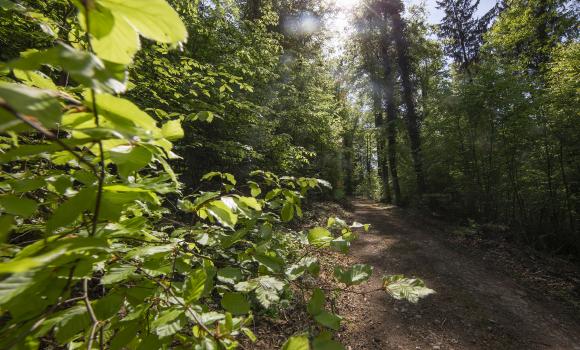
left=337, top=200, right=580, bottom=350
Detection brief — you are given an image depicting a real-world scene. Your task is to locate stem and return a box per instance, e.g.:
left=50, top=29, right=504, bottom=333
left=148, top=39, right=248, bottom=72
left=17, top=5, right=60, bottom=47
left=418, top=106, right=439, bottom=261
left=83, top=278, right=100, bottom=350
left=82, top=1, right=105, bottom=237
left=0, top=100, right=97, bottom=172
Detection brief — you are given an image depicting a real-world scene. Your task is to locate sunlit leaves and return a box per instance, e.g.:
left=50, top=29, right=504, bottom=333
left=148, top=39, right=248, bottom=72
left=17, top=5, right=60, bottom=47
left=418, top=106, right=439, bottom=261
left=8, top=44, right=127, bottom=93
left=382, top=275, right=435, bottom=303
left=282, top=334, right=310, bottom=350
left=0, top=82, right=61, bottom=132
left=161, top=119, right=184, bottom=140
left=205, top=200, right=238, bottom=229
left=110, top=145, right=152, bottom=178
left=235, top=276, right=285, bottom=309
left=184, top=268, right=207, bottom=303
left=307, top=227, right=333, bottom=247
left=86, top=92, right=161, bottom=137
left=333, top=264, right=373, bottom=286
left=77, top=0, right=187, bottom=64
left=152, top=309, right=185, bottom=338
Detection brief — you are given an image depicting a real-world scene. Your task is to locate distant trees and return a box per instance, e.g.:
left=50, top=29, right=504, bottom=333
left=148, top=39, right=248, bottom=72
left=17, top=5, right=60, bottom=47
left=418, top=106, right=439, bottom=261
left=348, top=0, right=426, bottom=202
left=346, top=0, right=579, bottom=254
left=436, top=0, right=498, bottom=71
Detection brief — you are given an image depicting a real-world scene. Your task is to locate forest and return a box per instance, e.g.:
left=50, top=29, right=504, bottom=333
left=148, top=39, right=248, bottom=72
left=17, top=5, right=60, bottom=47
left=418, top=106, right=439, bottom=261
left=0, top=0, right=578, bottom=349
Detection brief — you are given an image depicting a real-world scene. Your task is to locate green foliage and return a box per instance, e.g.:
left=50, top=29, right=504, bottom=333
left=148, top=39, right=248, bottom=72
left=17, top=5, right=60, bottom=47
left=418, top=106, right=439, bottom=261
left=0, top=1, right=436, bottom=349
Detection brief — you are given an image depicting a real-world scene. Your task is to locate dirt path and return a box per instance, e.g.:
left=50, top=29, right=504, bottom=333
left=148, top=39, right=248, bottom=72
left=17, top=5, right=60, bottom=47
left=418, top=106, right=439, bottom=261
left=337, top=200, right=580, bottom=350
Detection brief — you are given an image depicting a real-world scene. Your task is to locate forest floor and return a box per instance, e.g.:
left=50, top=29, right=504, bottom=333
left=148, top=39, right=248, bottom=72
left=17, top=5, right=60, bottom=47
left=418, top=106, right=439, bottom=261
left=246, top=200, right=580, bottom=350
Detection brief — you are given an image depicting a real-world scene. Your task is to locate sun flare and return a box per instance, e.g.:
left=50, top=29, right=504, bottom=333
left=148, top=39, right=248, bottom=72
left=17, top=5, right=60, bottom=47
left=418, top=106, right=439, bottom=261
left=334, top=0, right=360, bottom=10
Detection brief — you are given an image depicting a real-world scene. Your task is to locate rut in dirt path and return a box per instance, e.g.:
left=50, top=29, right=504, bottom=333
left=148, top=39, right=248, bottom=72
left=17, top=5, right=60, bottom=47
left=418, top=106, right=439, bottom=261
left=337, top=200, right=580, bottom=350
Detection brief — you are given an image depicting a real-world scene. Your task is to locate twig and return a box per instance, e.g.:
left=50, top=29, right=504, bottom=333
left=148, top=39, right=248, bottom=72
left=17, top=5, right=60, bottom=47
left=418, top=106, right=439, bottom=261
left=81, top=0, right=105, bottom=238
left=0, top=100, right=96, bottom=172
left=83, top=278, right=100, bottom=350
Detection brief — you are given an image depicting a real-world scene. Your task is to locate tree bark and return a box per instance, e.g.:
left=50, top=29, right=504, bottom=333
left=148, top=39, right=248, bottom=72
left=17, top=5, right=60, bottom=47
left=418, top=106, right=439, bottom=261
left=379, top=21, right=401, bottom=204
left=373, top=86, right=392, bottom=203
left=386, top=1, right=427, bottom=195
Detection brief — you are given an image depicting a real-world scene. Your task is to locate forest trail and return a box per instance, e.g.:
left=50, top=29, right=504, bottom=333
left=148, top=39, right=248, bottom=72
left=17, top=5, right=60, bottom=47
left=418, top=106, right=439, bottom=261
left=337, top=200, right=580, bottom=350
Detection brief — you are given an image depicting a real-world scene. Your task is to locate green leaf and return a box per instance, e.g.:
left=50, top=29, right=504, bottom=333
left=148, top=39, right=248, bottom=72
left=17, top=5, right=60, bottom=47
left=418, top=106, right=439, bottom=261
left=110, top=144, right=152, bottom=178
left=8, top=44, right=126, bottom=93
left=307, top=227, right=332, bottom=247
left=307, top=288, right=325, bottom=316
left=281, top=202, right=294, bottom=222
left=236, top=196, right=261, bottom=211
left=253, top=276, right=285, bottom=308
left=151, top=309, right=185, bottom=338
left=102, top=265, right=137, bottom=285
left=206, top=200, right=238, bottom=229
left=314, top=310, right=342, bottom=331
left=87, top=93, right=160, bottom=137
left=254, top=251, right=283, bottom=273
left=161, top=119, right=184, bottom=140
left=194, top=111, right=214, bottom=122
left=312, top=337, right=345, bottom=350
left=110, top=322, right=140, bottom=350
left=242, top=327, right=257, bottom=342
left=282, top=334, right=310, bottom=350
left=382, top=275, right=435, bottom=303
left=248, top=181, right=261, bottom=197
left=0, top=271, right=36, bottom=304
left=333, top=264, right=373, bottom=286
left=137, top=334, right=163, bottom=350
left=286, top=257, right=319, bottom=280
left=0, top=82, right=61, bottom=132
left=184, top=268, right=206, bottom=303
left=0, top=215, right=14, bottom=242
left=54, top=306, right=91, bottom=343
left=77, top=0, right=187, bottom=64
left=0, top=195, right=37, bottom=218
left=98, top=0, right=187, bottom=43
left=0, top=237, right=108, bottom=273
left=13, top=69, right=57, bottom=89
left=330, top=237, right=350, bottom=253
left=221, top=292, right=250, bottom=316
left=126, top=244, right=174, bottom=259
left=46, top=187, right=96, bottom=233
left=78, top=3, right=138, bottom=65
left=216, top=267, right=243, bottom=285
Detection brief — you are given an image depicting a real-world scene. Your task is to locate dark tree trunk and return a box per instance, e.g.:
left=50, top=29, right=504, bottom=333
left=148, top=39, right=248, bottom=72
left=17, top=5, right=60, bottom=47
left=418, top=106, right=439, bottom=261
left=373, top=87, right=392, bottom=203
left=343, top=116, right=359, bottom=197
left=379, top=22, right=401, bottom=204
left=387, top=1, right=427, bottom=195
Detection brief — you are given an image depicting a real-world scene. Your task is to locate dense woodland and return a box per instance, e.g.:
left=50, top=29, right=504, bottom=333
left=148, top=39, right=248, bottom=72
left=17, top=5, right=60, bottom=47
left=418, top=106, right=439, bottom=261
left=0, top=0, right=578, bottom=349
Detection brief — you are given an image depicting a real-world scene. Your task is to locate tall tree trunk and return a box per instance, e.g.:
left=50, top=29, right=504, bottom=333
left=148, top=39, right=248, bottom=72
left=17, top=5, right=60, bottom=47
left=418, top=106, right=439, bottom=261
left=365, top=132, right=372, bottom=198
left=387, top=1, right=427, bottom=195
left=379, top=22, right=401, bottom=204
left=373, top=87, right=392, bottom=203
left=343, top=118, right=358, bottom=197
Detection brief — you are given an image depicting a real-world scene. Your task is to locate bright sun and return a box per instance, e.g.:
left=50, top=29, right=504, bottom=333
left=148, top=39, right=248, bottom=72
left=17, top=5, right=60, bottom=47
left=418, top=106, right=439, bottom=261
left=334, top=0, right=360, bottom=10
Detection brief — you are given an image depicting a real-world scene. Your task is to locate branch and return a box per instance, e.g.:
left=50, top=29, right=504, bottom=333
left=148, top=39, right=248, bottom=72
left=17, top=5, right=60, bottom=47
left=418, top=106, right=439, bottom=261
left=0, top=99, right=97, bottom=172
left=83, top=278, right=101, bottom=350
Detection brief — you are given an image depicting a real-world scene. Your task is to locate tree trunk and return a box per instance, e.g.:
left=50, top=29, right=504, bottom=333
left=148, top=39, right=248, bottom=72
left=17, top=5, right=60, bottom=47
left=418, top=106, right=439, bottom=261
left=387, top=1, right=427, bottom=195
left=373, top=87, right=392, bottom=203
left=379, top=23, right=401, bottom=204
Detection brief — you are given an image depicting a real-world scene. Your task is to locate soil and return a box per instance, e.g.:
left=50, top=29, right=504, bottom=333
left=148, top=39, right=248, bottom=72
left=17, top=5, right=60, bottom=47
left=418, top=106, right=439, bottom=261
left=336, top=200, right=580, bottom=350
left=245, top=200, right=580, bottom=349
